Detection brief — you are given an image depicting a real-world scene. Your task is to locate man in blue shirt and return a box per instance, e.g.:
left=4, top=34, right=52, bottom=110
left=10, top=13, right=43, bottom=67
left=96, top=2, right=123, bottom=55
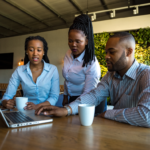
left=36, top=32, right=150, bottom=127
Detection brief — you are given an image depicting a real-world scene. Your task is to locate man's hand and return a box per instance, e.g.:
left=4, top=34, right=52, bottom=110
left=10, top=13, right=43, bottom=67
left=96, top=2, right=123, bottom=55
left=24, top=102, right=40, bottom=110
left=35, top=105, right=68, bottom=117
left=2, top=99, right=15, bottom=109
left=97, top=111, right=106, bottom=118
left=62, top=95, right=68, bottom=106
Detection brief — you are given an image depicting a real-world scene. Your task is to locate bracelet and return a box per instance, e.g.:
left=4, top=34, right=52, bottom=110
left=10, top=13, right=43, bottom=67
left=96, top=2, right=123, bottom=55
left=64, top=106, right=71, bottom=116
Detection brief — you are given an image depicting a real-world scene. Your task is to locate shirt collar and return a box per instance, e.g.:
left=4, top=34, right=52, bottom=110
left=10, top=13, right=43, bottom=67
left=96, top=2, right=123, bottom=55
left=70, top=50, right=85, bottom=62
left=23, top=60, right=49, bottom=72
left=114, top=60, right=139, bottom=80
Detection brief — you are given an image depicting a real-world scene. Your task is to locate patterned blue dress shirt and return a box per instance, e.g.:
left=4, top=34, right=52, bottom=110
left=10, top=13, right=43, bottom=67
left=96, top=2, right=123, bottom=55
left=69, top=60, right=150, bottom=127
left=2, top=60, right=60, bottom=105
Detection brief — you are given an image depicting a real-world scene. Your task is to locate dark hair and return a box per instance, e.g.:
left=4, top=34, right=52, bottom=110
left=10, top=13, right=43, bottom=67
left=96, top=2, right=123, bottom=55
left=24, top=35, right=50, bottom=64
left=110, top=32, right=135, bottom=43
left=69, top=14, right=95, bottom=67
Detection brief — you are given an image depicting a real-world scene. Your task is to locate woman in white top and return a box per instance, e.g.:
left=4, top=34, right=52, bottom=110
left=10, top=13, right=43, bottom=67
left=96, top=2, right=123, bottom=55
left=62, top=14, right=101, bottom=105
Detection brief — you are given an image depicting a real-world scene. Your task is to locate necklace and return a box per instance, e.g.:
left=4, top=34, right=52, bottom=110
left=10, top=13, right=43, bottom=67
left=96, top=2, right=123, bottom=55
left=31, top=68, right=43, bottom=73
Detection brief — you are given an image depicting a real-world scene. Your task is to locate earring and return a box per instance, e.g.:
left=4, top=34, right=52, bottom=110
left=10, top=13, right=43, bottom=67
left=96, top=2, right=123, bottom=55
left=26, top=53, right=28, bottom=55
left=43, top=54, right=44, bottom=55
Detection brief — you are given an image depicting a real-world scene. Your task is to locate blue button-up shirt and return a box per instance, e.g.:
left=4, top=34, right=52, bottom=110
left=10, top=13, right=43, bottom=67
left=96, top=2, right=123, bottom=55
left=2, top=60, right=60, bottom=105
left=69, top=60, right=150, bottom=127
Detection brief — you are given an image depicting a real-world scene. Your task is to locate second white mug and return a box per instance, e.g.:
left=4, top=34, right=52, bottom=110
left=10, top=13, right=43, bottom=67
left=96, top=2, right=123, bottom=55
left=78, top=104, right=95, bottom=126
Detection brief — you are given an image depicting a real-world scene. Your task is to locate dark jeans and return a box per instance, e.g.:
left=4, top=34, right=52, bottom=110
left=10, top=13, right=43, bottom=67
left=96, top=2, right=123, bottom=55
left=69, top=96, right=80, bottom=103
left=95, top=99, right=107, bottom=116
left=69, top=96, right=107, bottom=116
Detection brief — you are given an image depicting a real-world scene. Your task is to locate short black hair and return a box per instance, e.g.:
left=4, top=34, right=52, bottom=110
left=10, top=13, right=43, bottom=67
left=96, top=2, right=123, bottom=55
left=24, top=35, right=50, bottom=65
left=69, top=14, right=95, bottom=67
left=110, top=32, right=135, bottom=43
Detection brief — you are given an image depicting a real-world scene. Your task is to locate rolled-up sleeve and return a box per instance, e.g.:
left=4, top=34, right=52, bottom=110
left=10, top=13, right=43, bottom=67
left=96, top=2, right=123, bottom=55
left=2, top=68, right=20, bottom=101
left=46, top=67, right=60, bottom=106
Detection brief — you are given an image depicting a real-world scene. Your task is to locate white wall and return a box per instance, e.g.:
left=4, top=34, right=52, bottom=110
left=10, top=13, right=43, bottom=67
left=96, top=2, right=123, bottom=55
left=0, top=28, right=69, bottom=84
left=0, top=14, right=150, bottom=84
left=93, top=14, right=150, bottom=33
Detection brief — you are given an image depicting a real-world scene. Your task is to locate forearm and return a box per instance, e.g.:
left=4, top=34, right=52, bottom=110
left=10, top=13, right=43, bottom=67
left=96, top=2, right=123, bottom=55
left=69, top=84, right=109, bottom=115
left=81, top=77, right=100, bottom=97
left=37, top=101, right=51, bottom=107
left=69, top=73, right=110, bottom=115
left=2, top=99, right=15, bottom=109
left=104, top=106, right=150, bottom=127
left=69, top=98, right=82, bottom=115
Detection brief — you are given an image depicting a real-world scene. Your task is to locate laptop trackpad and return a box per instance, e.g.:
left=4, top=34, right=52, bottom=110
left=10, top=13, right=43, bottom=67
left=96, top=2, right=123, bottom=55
left=18, top=110, right=53, bottom=121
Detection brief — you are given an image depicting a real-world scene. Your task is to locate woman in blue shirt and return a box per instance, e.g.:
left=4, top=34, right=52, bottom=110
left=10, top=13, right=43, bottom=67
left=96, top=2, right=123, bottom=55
left=2, top=36, right=59, bottom=110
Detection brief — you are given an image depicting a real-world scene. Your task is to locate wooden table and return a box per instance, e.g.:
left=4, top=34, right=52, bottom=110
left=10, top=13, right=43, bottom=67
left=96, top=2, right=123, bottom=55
left=0, top=112, right=150, bottom=150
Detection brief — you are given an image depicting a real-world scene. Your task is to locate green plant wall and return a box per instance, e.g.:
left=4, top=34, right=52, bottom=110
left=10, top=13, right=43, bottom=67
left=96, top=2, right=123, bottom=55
left=94, top=28, right=150, bottom=79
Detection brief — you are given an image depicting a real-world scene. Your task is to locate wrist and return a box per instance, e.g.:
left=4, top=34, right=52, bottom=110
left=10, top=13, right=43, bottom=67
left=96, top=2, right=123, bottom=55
left=68, top=106, right=72, bottom=114
left=37, top=104, right=41, bottom=108
left=46, top=101, right=51, bottom=105
left=63, top=107, right=68, bottom=116
left=64, top=105, right=72, bottom=116
left=2, top=100, right=7, bottom=107
left=38, top=101, right=50, bottom=107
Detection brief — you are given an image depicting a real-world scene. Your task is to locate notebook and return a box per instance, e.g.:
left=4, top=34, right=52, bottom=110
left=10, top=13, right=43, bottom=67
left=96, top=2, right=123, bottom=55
left=0, top=109, right=53, bottom=128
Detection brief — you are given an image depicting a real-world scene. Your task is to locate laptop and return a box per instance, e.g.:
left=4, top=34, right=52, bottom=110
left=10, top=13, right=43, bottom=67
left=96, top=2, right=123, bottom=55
left=0, top=109, right=53, bottom=128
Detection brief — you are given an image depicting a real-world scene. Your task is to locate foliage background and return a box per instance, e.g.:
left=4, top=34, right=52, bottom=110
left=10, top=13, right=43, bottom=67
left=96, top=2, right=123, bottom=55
left=94, top=28, right=150, bottom=104
left=94, top=28, right=150, bottom=79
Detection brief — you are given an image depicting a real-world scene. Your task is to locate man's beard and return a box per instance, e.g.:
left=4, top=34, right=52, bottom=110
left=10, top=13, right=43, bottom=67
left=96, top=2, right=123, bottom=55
left=108, top=51, right=127, bottom=72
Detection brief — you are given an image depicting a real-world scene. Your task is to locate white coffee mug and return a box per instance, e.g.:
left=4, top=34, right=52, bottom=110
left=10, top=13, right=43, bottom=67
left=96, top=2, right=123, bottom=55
left=15, top=97, right=28, bottom=110
left=78, top=104, right=95, bottom=126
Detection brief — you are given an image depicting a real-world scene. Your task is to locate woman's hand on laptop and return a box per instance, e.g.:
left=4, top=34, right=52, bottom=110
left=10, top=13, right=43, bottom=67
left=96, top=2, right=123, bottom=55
left=35, top=105, right=68, bottom=117
left=24, top=101, right=51, bottom=110
left=2, top=99, right=15, bottom=109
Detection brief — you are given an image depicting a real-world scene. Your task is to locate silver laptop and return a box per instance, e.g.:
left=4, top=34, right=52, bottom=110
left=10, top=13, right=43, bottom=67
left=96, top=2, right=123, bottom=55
left=0, top=109, right=53, bottom=128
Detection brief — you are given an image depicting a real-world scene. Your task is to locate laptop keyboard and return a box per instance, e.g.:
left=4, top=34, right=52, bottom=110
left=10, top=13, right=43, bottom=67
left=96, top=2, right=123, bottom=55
left=4, top=112, right=34, bottom=123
